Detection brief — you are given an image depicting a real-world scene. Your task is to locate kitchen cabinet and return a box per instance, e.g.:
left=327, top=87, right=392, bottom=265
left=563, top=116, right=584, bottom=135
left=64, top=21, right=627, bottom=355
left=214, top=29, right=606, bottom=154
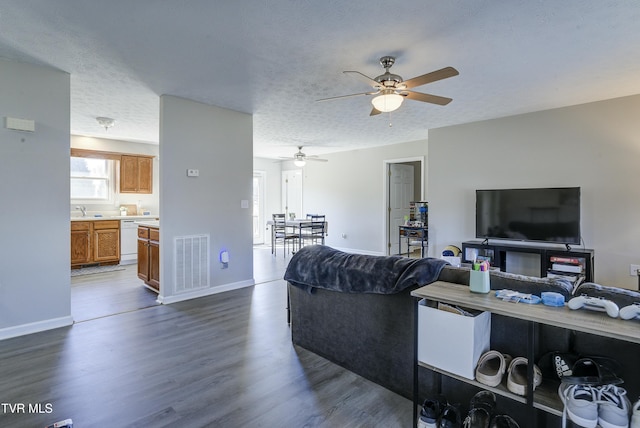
left=71, top=220, right=120, bottom=268
left=137, top=225, right=159, bottom=292
left=71, top=222, right=92, bottom=266
left=93, top=221, right=121, bottom=263
left=120, top=155, right=153, bottom=194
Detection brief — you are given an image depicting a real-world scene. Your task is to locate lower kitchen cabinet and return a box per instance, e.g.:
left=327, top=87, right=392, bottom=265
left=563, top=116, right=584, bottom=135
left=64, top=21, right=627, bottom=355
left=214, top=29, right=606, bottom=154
left=93, top=221, right=121, bottom=262
left=71, top=220, right=120, bottom=268
left=71, top=222, right=92, bottom=266
left=137, top=225, right=159, bottom=292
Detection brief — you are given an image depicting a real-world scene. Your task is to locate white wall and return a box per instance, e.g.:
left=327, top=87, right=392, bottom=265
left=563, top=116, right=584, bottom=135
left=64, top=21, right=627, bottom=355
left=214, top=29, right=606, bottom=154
left=429, top=94, right=640, bottom=289
left=0, top=59, right=72, bottom=339
left=71, top=135, right=160, bottom=215
left=299, top=140, right=428, bottom=254
left=159, top=96, right=254, bottom=303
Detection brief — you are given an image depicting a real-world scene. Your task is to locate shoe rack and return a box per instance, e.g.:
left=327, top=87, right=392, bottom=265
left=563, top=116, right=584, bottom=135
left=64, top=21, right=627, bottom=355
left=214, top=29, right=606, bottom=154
left=410, top=281, right=640, bottom=428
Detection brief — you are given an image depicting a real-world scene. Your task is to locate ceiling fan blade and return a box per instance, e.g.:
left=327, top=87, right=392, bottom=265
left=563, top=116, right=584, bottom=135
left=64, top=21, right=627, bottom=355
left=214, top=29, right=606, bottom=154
left=317, top=91, right=378, bottom=102
left=343, top=71, right=382, bottom=88
left=404, top=91, right=453, bottom=106
left=401, top=66, right=459, bottom=89
left=370, top=107, right=382, bottom=116
left=306, top=157, right=328, bottom=162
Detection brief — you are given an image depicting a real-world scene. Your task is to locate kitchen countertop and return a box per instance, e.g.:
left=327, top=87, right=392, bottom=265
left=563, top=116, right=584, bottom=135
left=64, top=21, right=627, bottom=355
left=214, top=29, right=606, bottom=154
left=71, top=215, right=159, bottom=222
left=135, top=220, right=159, bottom=228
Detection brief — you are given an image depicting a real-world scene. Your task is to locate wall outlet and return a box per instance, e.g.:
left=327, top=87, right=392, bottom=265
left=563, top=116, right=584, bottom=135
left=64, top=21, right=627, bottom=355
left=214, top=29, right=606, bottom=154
left=629, top=264, right=640, bottom=276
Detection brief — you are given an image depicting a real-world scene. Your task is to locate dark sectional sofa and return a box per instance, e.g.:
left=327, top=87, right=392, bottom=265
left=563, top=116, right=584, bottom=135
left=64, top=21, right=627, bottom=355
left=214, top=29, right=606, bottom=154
left=285, top=245, right=640, bottom=426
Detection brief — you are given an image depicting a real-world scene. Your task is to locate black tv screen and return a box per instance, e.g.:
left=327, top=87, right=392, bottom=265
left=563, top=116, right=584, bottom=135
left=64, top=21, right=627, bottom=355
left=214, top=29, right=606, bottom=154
left=476, top=187, right=581, bottom=245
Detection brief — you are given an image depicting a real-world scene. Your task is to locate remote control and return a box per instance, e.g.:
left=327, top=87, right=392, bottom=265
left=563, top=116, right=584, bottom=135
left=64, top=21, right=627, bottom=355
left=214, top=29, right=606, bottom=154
left=567, top=295, right=619, bottom=318
left=619, top=303, right=640, bottom=320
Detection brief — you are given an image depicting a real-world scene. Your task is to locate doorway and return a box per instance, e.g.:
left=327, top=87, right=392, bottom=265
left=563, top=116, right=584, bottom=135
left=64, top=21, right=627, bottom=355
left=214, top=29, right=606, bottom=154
left=384, top=157, right=424, bottom=255
left=253, top=171, right=266, bottom=244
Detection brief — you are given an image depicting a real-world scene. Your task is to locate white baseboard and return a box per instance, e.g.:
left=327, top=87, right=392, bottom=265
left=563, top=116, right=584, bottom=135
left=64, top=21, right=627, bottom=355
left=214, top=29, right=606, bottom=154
left=157, top=279, right=255, bottom=304
left=0, top=316, right=74, bottom=341
left=119, top=255, right=137, bottom=265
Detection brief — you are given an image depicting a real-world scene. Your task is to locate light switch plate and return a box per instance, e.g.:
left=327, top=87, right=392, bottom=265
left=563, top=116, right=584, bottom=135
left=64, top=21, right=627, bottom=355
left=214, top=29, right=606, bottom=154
left=187, top=169, right=199, bottom=177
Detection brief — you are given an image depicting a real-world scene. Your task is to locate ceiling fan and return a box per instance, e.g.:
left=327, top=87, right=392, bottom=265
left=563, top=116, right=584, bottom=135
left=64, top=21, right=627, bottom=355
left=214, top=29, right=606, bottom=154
left=279, top=146, right=328, bottom=167
left=317, top=56, right=459, bottom=116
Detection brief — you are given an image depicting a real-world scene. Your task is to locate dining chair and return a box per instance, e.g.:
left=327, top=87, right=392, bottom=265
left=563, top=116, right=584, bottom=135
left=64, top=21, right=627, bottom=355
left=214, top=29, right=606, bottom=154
left=300, top=214, right=326, bottom=246
left=272, top=213, right=298, bottom=257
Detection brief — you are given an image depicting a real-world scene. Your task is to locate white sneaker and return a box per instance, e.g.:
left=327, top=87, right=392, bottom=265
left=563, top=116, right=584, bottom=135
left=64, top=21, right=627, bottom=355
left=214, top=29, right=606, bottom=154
left=559, top=383, right=598, bottom=428
left=630, top=397, right=640, bottom=428
left=598, top=385, right=631, bottom=428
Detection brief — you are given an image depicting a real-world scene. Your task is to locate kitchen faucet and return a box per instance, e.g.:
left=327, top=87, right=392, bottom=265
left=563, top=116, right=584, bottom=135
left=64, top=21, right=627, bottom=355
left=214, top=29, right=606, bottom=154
left=76, top=205, right=87, bottom=217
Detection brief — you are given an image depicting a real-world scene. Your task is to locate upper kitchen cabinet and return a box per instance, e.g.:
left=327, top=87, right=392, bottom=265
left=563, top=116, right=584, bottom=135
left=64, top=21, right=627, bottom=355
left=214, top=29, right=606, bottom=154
left=120, top=155, right=153, bottom=194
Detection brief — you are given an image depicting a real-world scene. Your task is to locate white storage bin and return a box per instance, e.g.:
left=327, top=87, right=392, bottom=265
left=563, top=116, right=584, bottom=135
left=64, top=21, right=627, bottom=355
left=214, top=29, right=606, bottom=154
left=417, top=299, right=491, bottom=380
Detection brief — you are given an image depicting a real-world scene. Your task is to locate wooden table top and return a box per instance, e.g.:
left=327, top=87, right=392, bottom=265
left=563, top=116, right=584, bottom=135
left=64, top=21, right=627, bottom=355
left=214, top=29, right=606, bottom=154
left=412, top=281, right=640, bottom=344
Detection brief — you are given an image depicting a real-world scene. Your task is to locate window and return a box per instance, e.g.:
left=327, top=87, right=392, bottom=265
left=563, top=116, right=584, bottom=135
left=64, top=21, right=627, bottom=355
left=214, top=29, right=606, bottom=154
left=70, top=157, right=114, bottom=202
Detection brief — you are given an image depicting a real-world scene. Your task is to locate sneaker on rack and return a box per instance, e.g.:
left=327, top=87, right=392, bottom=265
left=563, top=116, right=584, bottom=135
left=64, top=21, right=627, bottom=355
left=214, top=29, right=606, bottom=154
left=438, top=404, right=462, bottom=428
left=419, top=397, right=447, bottom=428
left=598, top=385, right=631, bottom=428
left=558, top=383, right=598, bottom=428
left=631, top=397, right=640, bottom=428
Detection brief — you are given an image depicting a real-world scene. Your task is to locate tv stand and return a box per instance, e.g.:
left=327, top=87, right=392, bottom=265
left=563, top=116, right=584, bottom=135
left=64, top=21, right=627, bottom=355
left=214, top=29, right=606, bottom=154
left=461, top=241, right=594, bottom=283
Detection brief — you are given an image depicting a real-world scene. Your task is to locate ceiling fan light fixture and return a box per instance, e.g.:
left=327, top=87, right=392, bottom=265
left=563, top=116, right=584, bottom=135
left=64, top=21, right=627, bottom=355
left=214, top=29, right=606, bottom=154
left=294, top=159, right=306, bottom=167
left=371, top=92, right=403, bottom=112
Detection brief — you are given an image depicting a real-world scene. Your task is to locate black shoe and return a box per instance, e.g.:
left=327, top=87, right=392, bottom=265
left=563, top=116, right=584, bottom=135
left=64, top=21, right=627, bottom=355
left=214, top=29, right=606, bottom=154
left=470, top=390, right=496, bottom=415
left=438, top=404, right=462, bottom=428
left=489, top=415, right=520, bottom=428
left=464, top=408, right=490, bottom=428
left=463, top=390, right=496, bottom=428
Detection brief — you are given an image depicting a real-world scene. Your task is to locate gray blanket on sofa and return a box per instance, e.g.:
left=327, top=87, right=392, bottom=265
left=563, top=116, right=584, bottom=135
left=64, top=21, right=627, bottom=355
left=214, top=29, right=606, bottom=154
left=284, top=245, right=449, bottom=294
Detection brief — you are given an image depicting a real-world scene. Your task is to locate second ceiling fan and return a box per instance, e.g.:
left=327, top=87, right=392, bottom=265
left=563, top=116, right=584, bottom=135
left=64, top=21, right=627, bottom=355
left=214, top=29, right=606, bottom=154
left=280, top=146, right=328, bottom=167
left=318, top=56, right=459, bottom=116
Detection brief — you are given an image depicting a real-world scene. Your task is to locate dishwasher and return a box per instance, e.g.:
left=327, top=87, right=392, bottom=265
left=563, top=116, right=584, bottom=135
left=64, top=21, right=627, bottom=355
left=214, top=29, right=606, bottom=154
left=120, top=219, right=139, bottom=264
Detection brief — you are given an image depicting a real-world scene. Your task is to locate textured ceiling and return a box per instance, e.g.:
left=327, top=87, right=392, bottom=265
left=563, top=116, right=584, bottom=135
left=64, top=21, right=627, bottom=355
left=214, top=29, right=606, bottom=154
left=1, top=1, right=639, bottom=159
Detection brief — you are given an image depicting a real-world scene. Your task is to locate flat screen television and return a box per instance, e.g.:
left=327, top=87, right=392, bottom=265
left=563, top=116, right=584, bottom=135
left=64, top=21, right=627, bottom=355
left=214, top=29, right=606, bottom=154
left=476, top=187, right=581, bottom=245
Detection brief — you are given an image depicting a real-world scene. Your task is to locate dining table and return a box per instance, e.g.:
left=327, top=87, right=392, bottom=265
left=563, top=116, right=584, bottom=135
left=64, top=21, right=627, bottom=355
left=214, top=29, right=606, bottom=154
left=267, top=218, right=328, bottom=250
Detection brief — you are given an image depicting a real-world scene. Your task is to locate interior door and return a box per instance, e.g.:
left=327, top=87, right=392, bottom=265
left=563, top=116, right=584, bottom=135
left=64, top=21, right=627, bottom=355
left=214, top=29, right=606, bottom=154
left=388, top=163, right=414, bottom=255
left=282, top=170, right=303, bottom=219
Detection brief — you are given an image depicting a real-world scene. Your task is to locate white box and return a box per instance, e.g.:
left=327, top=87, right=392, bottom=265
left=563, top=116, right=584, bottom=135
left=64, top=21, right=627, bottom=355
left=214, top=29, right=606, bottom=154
left=417, top=299, right=491, bottom=379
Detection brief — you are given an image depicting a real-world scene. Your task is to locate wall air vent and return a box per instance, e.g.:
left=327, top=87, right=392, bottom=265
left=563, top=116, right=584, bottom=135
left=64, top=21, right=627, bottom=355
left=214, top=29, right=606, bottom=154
left=174, top=234, right=210, bottom=293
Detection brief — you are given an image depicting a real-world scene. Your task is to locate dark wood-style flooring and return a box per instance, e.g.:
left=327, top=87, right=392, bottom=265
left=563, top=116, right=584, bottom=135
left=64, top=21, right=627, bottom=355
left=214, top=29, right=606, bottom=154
left=0, top=245, right=411, bottom=427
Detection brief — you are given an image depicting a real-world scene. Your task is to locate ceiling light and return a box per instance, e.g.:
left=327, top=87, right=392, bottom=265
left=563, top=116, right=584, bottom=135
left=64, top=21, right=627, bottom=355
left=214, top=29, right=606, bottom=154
left=294, top=159, right=306, bottom=167
left=96, top=117, right=116, bottom=131
left=371, top=92, right=404, bottom=113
